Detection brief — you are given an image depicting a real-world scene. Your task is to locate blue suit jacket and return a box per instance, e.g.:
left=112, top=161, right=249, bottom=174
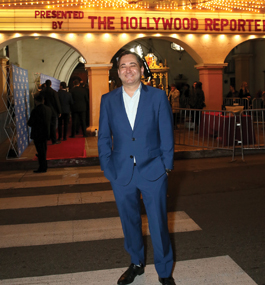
left=98, top=83, right=174, bottom=185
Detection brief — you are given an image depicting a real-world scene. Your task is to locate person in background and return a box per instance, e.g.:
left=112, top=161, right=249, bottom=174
left=41, top=79, right=61, bottom=144
left=226, top=85, right=238, bottom=98
left=80, top=80, right=90, bottom=128
left=239, top=81, right=251, bottom=108
left=27, top=93, right=52, bottom=173
left=239, top=81, right=250, bottom=98
left=189, top=81, right=197, bottom=108
left=169, top=84, right=180, bottom=128
left=180, top=83, right=190, bottom=108
left=58, top=81, right=73, bottom=141
left=98, top=50, right=175, bottom=285
left=194, top=81, right=205, bottom=132
left=70, top=79, right=89, bottom=138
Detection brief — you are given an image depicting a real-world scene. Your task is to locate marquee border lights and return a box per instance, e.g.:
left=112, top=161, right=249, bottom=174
left=0, top=0, right=265, bottom=12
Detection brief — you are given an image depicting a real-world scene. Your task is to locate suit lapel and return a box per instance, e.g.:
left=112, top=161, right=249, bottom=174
left=115, top=88, right=133, bottom=131
left=133, top=83, right=148, bottom=132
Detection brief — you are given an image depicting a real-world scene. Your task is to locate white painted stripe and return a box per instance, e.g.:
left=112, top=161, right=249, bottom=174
left=0, top=167, right=107, bottom=190
left=0, top=167, right=102, bottom=179
left=0, top=211, right=201, bottom=248
left=0, top=256, right=257, bottom=284
left=0, top=176, right=109, bottom=190
left=0, top=190, right=115, bottom=210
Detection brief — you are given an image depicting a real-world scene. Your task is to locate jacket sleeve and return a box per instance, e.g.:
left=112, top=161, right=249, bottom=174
left=159, top=91, right=174, bottom=170
left=54, top=91, right=62, bottom=114
left=27, top=109, right=35, bottom=127
left=98, top=95, right=113, bottom=171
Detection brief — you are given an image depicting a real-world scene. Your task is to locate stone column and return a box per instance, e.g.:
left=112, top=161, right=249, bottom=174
left=0, top=57, right=8, bottom=113
left=85, top=63, right=112, bottom=133
left=195, top=64, right=227, bottom=110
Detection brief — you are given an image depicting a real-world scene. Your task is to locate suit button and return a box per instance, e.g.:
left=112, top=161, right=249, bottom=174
left=130, top=155, right=133, bottom=159
left=132, top=138, right=135, bottom=141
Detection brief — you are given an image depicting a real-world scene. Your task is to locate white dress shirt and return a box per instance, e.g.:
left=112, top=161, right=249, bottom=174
left=122, top=84, right=141, bottom=164
left=122, top=84, right=141, bottom=130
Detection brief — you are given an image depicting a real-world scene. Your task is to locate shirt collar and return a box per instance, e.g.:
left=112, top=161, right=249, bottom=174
left=122, top=83, right=142, bottom=98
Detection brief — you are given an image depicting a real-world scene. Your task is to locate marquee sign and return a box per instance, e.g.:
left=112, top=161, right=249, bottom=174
left=1, top=10, right=265, bottom=34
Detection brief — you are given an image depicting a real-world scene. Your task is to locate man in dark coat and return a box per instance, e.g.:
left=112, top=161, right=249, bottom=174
left=28, top=93, right=52, bottom=173
left=70, top=79, right=89, bottom=137
left=58, top=81, right=73, bottom=141
left=42, top=79, right=61, bottom=144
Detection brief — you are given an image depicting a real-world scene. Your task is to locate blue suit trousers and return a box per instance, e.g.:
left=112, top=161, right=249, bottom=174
left=111, top=166, right=173, bottom=278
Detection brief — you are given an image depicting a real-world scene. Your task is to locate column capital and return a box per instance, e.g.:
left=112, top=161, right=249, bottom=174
left=85, top=63, right=113, bottom=70
left=0, top=57, right=9, bottom=65
left=195, top=63, right=228, bottom=70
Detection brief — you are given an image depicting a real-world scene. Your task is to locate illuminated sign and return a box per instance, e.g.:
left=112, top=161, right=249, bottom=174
left=0, top=10, right=265, bottom=33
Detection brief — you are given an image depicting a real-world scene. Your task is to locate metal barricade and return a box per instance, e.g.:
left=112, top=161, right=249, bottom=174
left=252, top=98, right=264, bottom=109
left=239, top=109, right=265, bottom=160
left=174, top=109, right=237, bottom=161
left=223, top=97, right=250, bottom=109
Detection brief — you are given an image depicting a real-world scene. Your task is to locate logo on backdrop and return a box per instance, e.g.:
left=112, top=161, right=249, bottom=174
left=12, top=64, right=31, bottom=157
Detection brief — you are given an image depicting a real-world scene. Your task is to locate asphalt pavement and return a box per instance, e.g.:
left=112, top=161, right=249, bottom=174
left=0, top=155, right=264, bottom=284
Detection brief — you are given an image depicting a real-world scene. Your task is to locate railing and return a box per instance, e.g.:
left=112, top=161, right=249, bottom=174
left=174, top=108, right=265, bottom=161
left=174, top=109, right=237, bottom=161
left=223, top=97, right=250, bottom=109
left=239, top=109, right=265, bottom=161
left=252, top=98, right=265, bottom=109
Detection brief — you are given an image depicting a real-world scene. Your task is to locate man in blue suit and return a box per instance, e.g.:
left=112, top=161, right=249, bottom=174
left=98, top=51, right=175, bottom=285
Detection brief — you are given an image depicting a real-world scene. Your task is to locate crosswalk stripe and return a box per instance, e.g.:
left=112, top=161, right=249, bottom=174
left=0, top=256, right=257, bottom=285
left=0, top=190, right=115, bottom=209
left=0, top=211, right=201, bottom=248
left=0, top=167, right=107, bottom=190
left=0, top=176, right=109, bottom=190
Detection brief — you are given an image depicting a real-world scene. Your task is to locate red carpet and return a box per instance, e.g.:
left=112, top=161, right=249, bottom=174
left=33, top=119, right=87, bottom=160
left=46, top=136, right=86, bottom=160
left=33, top=136, right=86, bottom=161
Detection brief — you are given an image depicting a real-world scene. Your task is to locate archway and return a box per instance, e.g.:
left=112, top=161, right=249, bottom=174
left=109, top=37, right=201, bottom=93
left=1, top=36, right=85, bottom=99
left=223, top=38, right=265, bottom=99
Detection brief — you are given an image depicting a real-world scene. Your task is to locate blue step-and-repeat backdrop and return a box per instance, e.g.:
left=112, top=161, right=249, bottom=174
left=12, top=65, right=31, bottom=157
left=12, top=70, right=60, bottom=157
left=40, top=73, right=60, bottom=92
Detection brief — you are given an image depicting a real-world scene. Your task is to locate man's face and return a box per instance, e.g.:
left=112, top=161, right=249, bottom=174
left=118, top=54, right=144, bottom=87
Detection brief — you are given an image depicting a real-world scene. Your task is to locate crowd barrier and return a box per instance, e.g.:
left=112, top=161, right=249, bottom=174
left=223, top=97, right=250, bottom=109
left=252, top=98, right=264, bottom=109
left=174, top=108, right=265, bottom=161
left=239, top=109, right=265, bottom=160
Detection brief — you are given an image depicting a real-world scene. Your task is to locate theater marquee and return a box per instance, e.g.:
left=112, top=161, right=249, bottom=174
left=1, top=9, right=265, bottom=34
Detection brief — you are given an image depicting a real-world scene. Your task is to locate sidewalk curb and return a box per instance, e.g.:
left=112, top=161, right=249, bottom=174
left=2, top=148, right=264, bottom=171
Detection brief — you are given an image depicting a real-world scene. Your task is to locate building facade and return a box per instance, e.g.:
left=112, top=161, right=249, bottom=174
left=1, top=1, right=265, bottom=137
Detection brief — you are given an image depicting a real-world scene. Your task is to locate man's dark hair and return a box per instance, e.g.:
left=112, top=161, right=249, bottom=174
left=34, top=93, right=44, bottom=103
left=117, top=50, right=143, bottom=68
left=60, top=81, right=67, bottom=89
left=45, top=79, right=51, bottom=87
left=73, top=79, right=80, bottom=86
left=196, top=81, right=203, bottom=90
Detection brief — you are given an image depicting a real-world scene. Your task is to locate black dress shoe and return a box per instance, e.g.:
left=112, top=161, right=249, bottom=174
left=159, top=276, right=176, bottom=285
left=117, top=263, right=144, bottom=285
